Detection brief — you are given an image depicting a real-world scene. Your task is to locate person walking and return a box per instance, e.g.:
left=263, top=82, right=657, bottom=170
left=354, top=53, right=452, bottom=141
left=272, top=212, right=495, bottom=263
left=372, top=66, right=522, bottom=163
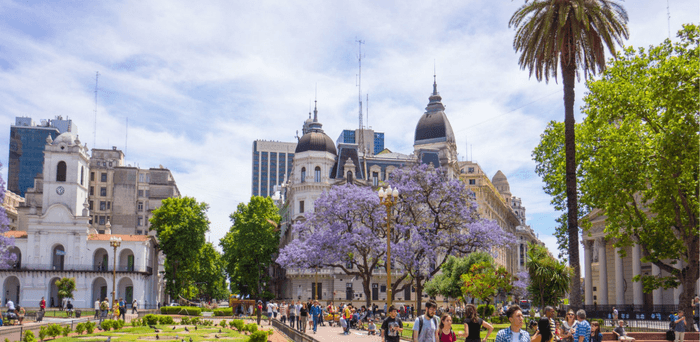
left=572, top=310, right=591, bottom=342
left=289, top=300, right=296, bottom=328
left=673, top=311, right=686, bottom=342
left=463, top=304, right=494, bottom=342
left=99, top=297, right=110, bottom=324
left=311, top=300, right=322, bottom=334
left=256, top=300, right=263, bottom=326
left=495, top=305, right=530, bottom=342
left=94, top=300, right=100, bottom=319
left=40, top=296, right=46, bottom=312
left=266, top=300, right=274, bottom=326
left=279, top=301, right=288, bottom=324
left=612, top=307, right=618, bottom=320
left=560, top=310, right=578, bottom=342
left=438, top=313, right=457, bottom=342
left=119, top=298, right=126, bottom=321
left=300, top=303, right=309, bottom=334
left=381, top=305, right=404, bottom=342
left=413, top=300, right=440, bottom=342
left=132, top=299, right=138, bottom=314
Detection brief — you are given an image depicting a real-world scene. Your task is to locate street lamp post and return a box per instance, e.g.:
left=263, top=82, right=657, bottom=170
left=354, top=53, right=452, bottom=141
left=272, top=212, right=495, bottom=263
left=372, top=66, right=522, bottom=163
left=378, top=185, right=399, bottom=307
left=109, top=232, right=122, bottom=311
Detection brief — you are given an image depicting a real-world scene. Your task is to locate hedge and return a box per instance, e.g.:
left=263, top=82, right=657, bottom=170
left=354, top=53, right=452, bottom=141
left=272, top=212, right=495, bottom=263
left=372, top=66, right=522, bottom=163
left=213, top=308, right=233, bottom=316
left=160, top=306, right=202, bottom=316
left=477, top=304, right=495, bottom=317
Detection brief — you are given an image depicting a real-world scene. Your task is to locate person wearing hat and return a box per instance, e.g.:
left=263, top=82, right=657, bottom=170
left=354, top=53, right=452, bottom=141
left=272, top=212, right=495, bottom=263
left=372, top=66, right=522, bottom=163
left=257, top=300, right=263, bottom=325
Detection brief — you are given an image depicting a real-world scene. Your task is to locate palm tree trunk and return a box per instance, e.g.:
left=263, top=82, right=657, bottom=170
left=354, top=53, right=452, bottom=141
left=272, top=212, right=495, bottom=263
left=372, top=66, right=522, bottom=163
left=562, top=58, right=581, bottom=310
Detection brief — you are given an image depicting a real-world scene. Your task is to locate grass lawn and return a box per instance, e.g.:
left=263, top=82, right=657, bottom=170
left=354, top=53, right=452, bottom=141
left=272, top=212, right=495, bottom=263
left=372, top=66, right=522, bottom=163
left=45, top=324, right=267, bottom=341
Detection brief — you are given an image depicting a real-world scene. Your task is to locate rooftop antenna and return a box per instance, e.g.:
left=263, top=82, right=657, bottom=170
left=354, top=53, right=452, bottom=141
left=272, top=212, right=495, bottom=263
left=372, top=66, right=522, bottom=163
left=93, top=71, right=99, bottom=150
left=356, top=38, right=365, bottom=155
left=125, top=117, right=128, bottom=158
left=366, top=93, right=369, bottom=130
left=666, top=0, right=671, bottom=39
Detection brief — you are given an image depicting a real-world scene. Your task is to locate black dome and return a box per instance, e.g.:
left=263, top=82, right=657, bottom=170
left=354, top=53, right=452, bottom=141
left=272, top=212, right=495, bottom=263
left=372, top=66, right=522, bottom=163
left=414, top=79, right=455, bottom=145
left=295, top=132, right=337, bottom=155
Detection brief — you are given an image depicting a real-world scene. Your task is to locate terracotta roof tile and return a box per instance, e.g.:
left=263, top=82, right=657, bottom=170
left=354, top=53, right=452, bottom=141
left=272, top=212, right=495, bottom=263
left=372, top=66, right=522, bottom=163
left=2, top=231, right=27, bottom=238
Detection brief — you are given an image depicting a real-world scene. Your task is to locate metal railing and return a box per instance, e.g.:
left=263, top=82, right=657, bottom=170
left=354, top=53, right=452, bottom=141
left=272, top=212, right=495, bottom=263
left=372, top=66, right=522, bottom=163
left=558, top=304, right=680, bottom=321
left=272, top=318, right=320, bottom=342
left=0, top=263, right=152, bottom=274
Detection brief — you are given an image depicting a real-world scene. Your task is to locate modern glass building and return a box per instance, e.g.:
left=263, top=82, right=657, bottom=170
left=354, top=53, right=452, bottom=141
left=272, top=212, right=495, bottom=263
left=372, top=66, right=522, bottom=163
left=336, top=129, right=384, bottom=155
left=252, top=140, right=296, bottom=197
left=8, top=117, right=77, bottom=197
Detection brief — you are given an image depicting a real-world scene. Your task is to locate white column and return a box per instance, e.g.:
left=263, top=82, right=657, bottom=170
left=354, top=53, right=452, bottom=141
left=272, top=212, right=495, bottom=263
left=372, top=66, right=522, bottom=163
left=598, top=238, right=609, bottom=304
left=673, top=260, right=684, bottom=305
left=652, top=263, right=662, bottom=305
left=615, top=247, right=625, bottom=305
left=585, top=240, right=594, bottom=305
left=632, top=244, right=643, bottom=305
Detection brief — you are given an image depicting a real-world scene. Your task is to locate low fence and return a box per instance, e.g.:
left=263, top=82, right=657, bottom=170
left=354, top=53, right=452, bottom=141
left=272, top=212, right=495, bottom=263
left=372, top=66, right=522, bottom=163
left=558, top=304, right=679, bottom=320
left=272, top=318, right=320, bottom=342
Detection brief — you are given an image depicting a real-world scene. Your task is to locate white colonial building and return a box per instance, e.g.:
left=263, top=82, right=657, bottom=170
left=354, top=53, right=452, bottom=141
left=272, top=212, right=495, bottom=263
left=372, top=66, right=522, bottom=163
left=1, top=132, right=161, bottom=309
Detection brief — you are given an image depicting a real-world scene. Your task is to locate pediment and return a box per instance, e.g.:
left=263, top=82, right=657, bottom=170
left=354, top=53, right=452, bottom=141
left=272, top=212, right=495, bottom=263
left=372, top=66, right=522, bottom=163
left=39, top=203, right=78, bottom=225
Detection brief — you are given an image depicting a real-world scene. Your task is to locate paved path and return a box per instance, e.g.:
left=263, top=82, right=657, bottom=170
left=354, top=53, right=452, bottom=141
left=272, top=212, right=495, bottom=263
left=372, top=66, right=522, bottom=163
left=277, top=321, right=385, bottom=342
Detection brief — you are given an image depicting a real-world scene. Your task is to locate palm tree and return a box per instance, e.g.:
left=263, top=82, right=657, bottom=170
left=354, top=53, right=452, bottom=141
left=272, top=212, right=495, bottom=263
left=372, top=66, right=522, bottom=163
left=509, top=0, right=628, bottom=309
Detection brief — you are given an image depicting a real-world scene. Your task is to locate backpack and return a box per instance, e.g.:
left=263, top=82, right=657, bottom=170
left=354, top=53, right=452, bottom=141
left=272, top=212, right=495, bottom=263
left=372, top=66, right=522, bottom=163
left=418, top=315, right=439, bottom=336
left=669, top=315, right=676, bottom=329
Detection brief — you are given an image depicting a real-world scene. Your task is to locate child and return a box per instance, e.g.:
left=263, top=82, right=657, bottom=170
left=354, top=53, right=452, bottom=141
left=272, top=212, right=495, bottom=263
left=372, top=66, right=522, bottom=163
left=368, top=319, right=377, bottom=335
left=590, top=321, right=602, bottom=342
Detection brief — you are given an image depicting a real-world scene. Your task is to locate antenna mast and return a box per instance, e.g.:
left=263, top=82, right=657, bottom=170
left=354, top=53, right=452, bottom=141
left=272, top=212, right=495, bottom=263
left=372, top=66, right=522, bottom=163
left=356, top=39, right=365, bottom=155
left=93, top=71, right=99, bottom=150
left=125, top=117, right=128, bottom=158
left=666, top=0, right=671, bottom=39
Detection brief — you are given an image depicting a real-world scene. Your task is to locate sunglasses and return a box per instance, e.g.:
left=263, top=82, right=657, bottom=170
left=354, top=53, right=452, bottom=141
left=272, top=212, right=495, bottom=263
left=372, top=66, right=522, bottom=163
left=567, top=314, right=574, bottom=316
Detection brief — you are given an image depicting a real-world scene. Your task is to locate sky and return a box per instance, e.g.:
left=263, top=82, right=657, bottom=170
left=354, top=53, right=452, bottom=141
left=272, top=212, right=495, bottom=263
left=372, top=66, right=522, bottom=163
left=0, top=0, right=698, bottom=275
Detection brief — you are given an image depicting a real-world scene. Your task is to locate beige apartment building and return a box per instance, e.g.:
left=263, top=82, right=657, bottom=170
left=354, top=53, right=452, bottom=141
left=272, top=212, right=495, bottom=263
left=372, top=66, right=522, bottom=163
left=89, top=147, right=180, bottom=235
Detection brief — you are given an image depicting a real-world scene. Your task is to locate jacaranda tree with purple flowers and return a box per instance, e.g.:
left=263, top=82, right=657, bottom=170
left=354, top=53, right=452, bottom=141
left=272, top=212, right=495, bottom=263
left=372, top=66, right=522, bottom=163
left=387, top=163, right=513, bottom=314
left=0, top=162, right=17, bottom=269
left=277, top=184, right=388, bottom=307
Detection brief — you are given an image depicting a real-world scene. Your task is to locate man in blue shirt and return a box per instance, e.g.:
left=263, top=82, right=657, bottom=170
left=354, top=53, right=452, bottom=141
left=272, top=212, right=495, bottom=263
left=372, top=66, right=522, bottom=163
left=311, top=300, right=322, bottom=334
left=573, top=310, right=591, bottom=342
left=495, top=305, right=530, bottom=342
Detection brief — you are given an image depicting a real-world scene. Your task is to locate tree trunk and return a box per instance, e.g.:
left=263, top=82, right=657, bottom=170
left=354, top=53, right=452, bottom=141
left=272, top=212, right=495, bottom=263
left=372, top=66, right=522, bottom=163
left=363, top=277, right=372, bottom=309
left=415, top=277, right=424, bottom=317
left=679, top=240, right=699, bottom=332
left=562, top=57, right=581, bottom=310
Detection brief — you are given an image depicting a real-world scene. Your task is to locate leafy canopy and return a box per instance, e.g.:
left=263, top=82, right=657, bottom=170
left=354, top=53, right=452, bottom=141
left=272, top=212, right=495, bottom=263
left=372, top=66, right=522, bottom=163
left=526, top=243, right=571, bottom=309
left=461, top=260, right=513, bottom=308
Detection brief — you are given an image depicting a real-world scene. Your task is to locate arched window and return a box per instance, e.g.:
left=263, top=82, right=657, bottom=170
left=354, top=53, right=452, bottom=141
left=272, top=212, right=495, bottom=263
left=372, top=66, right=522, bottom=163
left=301, top=167, right=306, bottom=183
left=314, top=166, right=321, bottom=182
left=346, top=171, right=353, bottom=183
left=56, top=161, right=67, bottom=182
left=80, top=166, right=84, bottom=185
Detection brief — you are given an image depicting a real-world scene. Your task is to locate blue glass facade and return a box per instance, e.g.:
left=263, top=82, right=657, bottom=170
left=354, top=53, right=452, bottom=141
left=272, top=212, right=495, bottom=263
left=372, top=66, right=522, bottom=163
left=8, top=126, right=60, bottom=196
left=373, top=132, right=384, bottom=155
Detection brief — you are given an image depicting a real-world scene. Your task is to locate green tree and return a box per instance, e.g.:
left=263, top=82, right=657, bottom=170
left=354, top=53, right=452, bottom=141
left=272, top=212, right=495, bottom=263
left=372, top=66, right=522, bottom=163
left=526, top=243, right=571, bottom=309
left=425, top=252, right=493, bottom=304
left=579, top=24, right=698, bottom=329
left=509, top=0, right=629, bottom=308
left=461, top=261, right=513, bottom=310
left=54, top=277, right=76, bottom=306
left=191, top=242, right=230, bottom=301
left=150, top=196, right=209, bottom=299
left=220, top=196, right=280, bottom=300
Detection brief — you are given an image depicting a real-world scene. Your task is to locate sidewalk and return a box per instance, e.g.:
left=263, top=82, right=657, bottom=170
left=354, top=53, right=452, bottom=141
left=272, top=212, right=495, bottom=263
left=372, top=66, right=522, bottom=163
left=277, top=320, right=384, bottom=341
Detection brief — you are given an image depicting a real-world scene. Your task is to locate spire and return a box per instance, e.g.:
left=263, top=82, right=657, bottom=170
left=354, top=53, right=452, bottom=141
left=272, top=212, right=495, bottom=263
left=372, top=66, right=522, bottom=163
left=313, top=99, right=318, bottom=122
left=426, top=74, right=445, bottom=113
left=433, top=74, right=438, bottom=95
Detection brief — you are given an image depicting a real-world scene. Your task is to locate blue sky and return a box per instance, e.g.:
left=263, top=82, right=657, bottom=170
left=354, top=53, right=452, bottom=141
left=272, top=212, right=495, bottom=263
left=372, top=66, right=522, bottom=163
left=0, top=0, right=698, bottom=274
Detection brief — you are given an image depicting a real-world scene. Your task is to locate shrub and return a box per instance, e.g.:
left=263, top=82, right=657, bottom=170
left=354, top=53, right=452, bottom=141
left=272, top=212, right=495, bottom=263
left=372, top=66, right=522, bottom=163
left=160, top=306, right=202, bottom=316
left=62, top=325, right=72, bottom=337
left=214, top=308, right=233, bottom=316
left=231, top=319, right=245, bottom=331
left=101, top=319, right=114, bottom=331
left=131, top=318, right=141, bottom=327
left=189, top=317, right=201, bottom=325
left=249, top=330, right=268, bottom=342
left=244, top=323, right=258, bottom=333
left=23, top=330, right=37, bottom=342
left=220, top=320, right=228, bottom=328
left=116, top=319, right=125, bottom=330
left=158, top=315, right=174, bottom=325
left=143, top=314, right=159, bottom=326
left=477, top=304, right=495, bottom=318
left=85, top=321, right=97, bottom=334
left=75, top=322, right=85, bottom=335
left=180, top=317, right=190, bottom=325
left=38, top=326, right=47, bottom=341
left=5, top=338, right=10, bottom=342
left=48, top=324, right=63, bottom=339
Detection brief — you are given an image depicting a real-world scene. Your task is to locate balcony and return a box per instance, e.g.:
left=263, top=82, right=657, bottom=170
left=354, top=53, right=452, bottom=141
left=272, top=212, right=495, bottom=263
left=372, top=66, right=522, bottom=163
left=0, top=263, right=153, bottom=275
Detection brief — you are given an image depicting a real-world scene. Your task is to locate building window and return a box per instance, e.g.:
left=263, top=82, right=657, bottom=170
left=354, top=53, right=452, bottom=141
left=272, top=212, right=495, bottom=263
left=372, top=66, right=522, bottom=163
left=138, top=202, right=143, bottom=211
left=90, top=186, right=94, bottom=196
left=99, top=216, right=105, bottom=225
left=145, top=190, right=149, bottom=197
left=100, top=187, right=107, bottom=196
left=89, top=201, right=94, bottom=210
left=301, top=167, right=306, bottom=183
left=299, top=201, right=304, bottom=214
left=101, top=173, right=107, bottom=182
left=138, top=190, right=144, bottom=197
left=56, top=161, right=66, bottom=182
left=139, top=174, right=144, bottom=182
left=90, top=172, right=95, bottom=181
left=107, top=202, right=111, bottom=209
left=138, top=216, right=143, bottom=226
left=469, top=179, right=476, bottom=185
left=468, top=167, right=475, bottom=173
left=108, top=161, right=112, bottom=167
left=372, top=172, right=379, bottom=187
left=100, top=201, right=106, bottom=210
left=80, top=166, right=84, bottom=185
left=314, top=166, right=321, bottom=182
left=347, top=171, right=353, bottom=183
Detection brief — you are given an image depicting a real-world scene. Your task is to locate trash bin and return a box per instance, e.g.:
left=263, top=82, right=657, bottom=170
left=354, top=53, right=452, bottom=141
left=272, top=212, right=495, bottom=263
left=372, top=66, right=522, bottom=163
left=75, top=310, right=82, bottom=318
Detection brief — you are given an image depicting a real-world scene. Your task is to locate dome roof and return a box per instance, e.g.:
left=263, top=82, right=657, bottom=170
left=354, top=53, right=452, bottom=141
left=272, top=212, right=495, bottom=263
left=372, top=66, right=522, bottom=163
left=295, top=131, right=337, bottom=155
left=53, top=132, right=78, bottom=145
left=492, top=170, right=512, bottom=195
left=414, top=77, right=455, bottom=145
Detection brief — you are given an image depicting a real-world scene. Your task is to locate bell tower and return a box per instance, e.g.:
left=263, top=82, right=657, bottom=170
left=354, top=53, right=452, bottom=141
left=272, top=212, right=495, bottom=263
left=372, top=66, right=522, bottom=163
left=41, top=132, right=91, bottom=216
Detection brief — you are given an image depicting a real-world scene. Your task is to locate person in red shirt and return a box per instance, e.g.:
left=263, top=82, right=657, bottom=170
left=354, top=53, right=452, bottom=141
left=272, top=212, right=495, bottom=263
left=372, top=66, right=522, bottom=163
left=40, top=297, right=46, bottom=312
left=438, top=313, right=457, bottom=342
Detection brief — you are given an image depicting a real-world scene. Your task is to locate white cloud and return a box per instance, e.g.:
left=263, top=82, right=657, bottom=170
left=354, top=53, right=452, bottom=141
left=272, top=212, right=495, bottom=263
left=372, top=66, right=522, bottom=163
left=0, top=0, right=697, bottom=257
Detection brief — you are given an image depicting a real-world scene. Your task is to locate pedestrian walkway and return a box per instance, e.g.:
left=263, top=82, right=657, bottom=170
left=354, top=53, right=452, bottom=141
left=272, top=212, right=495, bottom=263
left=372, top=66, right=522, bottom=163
left=282, top=321, right=384, bottom=341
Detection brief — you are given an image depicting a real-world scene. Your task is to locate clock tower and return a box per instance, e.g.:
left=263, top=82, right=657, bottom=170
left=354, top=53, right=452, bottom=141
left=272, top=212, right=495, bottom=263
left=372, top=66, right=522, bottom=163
left=41, top=132, right=90, bottom=216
